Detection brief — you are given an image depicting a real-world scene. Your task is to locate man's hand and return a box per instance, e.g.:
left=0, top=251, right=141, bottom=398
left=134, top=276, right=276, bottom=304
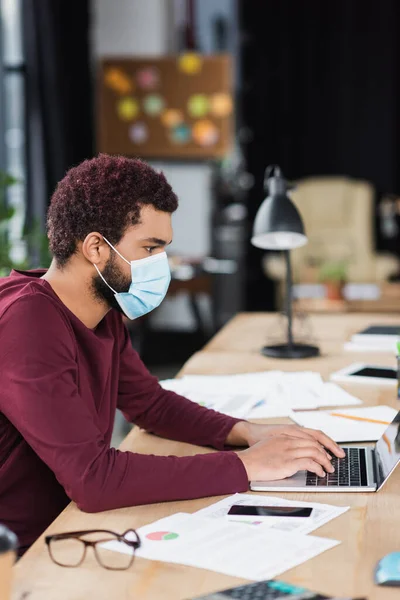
left=236, top=435, right=335, bottom=481
left=226, top=421, right=345, bottom=482
left=247, top=422, right=345, bottom=458
left=227, top=421, right=344, bottom=458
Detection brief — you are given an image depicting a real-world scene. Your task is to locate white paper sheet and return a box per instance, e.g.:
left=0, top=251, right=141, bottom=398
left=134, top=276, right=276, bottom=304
left=344, top=341, right=396, bottom=353
left=160, top=372, right=361, bottom=419
left=350, top=334, right=398, bottom=352
left=319, top=383, right=362, bottom=408
left=102, top=512, right=339, bottom=581
left=195, top=493, right=349, bottom=535
left=181, top=372, right=321, bottom=399
left=181, top=374, right=362, bottom=409
left=245, top=401, right=294, bottom=420
left=159, top=379, right=265, bottom=418
left=290, top=405, right=398, bottom=443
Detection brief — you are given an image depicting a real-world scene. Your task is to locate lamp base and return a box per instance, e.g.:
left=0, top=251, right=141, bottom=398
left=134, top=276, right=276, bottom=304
left=261, top=343, right=320, bottom=359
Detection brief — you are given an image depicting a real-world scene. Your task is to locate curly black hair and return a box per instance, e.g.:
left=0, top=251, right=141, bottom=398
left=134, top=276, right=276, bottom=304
left=47, top=154, right=178, bottom=267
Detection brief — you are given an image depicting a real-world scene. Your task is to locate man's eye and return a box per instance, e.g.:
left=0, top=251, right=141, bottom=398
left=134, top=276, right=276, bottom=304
left=145, top=247, right=156, bottom=254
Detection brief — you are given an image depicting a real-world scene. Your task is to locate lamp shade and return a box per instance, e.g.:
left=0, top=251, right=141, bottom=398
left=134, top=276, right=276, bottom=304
left=251, top=166, right=307, bottom=250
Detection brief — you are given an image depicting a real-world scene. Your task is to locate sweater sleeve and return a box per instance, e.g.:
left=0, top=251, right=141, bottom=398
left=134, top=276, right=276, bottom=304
left=117, top=320, right=244, bottom=450
left=0, top=295, right=248, bottom=513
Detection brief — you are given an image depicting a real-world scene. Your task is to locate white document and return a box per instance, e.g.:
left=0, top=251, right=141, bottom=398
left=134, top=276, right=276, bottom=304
left=181, top=373, right=362, bottom=409
left=319, top=383, right=362, bottom=407
left=102, top=512, right=339, bottom=581
left=283, top=381, right=361, bottom=410
left=291, top=405, right=398, bottom=443
left=351, top=333, right=398, bottom=350
left=344, top=341, right=396, bottom=353
left=195, top=493, right=349, bottom=535
left=346, top=329, right=398, bottom=353
left=181, top=371, right=321, bottom=400
left=159, top=379, right=260, bottom=418
left=160, top=373, right=361, bottom=421
left=161, top=372, right=362, bottom=416
left=245, top=401, right=294, bottom=420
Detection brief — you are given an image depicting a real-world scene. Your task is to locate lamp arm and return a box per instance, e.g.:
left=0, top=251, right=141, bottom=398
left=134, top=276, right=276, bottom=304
left=285, top=250, right=294, bottom=349
left=263, top=164, right=282, bottom=190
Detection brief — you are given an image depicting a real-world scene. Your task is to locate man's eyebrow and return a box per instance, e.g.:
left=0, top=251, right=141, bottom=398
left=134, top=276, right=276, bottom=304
left=141, top=237, right=172, bottom=246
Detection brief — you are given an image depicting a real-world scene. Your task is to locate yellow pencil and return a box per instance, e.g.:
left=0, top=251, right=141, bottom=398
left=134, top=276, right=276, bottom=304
left=330, top=412, right=391, bottom=426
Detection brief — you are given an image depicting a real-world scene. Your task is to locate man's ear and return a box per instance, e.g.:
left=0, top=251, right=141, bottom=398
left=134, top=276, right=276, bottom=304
left=81, top=232, right=110, bottom=265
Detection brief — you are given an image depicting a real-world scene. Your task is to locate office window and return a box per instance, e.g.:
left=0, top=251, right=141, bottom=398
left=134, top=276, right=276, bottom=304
left=0, top=0, right=26, bottom=264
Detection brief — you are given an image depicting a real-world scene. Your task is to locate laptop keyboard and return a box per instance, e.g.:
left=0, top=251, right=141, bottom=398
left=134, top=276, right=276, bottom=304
left=306, top=447, right=368, bottom=487
left=191, top=579, right=330, bottom=599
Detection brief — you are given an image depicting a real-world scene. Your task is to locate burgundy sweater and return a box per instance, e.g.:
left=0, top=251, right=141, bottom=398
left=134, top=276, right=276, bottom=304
left=0, top=270, right=248, bottom=554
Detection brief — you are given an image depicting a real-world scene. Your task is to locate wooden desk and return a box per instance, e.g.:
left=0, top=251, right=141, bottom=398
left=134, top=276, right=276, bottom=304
left=13, top=314, right=400, bottom=600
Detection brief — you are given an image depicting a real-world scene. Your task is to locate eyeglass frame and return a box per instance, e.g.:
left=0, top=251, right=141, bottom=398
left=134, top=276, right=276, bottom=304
left=45, top=529, right=141, bottom=570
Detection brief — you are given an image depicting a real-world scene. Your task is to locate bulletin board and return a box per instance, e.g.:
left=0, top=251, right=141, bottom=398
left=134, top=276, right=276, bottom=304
left=98, top=54, right=233, bottom=159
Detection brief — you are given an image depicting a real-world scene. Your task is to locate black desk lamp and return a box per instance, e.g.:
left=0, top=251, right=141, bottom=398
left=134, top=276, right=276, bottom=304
left=251, top=165, right=320, bottom=359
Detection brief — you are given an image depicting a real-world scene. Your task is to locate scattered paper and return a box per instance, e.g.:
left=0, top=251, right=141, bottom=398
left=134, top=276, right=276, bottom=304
left=160, top=371, right=361, bottom=419
left=350, top=333, right=398, bottom=353
left=181, top=371, right=321, bottom=398
left=344, top=341, right=396, bottom=353
left=102, top=512, right=339, bottom=581
left=290, top=405, right=398, bottom=443
left=321, top=383, right=362, bottom=407
left=181, top=374, right=362, bottom=409
left=195, top=493, right=349, bottom=535
left=160, top=379, right=265, bottom=418
left=246, top=401, right=293, bottom=420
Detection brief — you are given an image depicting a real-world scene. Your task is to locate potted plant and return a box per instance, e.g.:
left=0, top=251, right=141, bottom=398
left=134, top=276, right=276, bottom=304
left=318, top=260, right=347, bottom=300
left=0, top=171, right=18, bottom=276
left=0, top=171, right=52, bottom=275
left=22, top=217, right=52, bottom=269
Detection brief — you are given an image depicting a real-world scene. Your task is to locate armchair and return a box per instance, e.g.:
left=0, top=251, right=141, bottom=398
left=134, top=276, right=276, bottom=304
left=263, top=176, right=398, bottom=295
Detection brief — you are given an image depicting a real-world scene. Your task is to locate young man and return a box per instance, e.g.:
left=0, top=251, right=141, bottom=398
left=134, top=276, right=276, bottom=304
left=0, top=155, right=343, bottom=554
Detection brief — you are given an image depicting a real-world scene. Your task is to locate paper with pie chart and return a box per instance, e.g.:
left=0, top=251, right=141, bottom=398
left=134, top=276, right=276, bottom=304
left=101, top=512, right=339, bottom=581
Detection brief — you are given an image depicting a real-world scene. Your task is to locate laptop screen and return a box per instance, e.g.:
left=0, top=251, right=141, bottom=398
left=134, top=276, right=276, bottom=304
left=375, top=411, right=400, bottom=489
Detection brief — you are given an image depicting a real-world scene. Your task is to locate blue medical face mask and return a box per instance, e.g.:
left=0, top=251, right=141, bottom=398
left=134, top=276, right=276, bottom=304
left=94, top=236, right=171, bottom=320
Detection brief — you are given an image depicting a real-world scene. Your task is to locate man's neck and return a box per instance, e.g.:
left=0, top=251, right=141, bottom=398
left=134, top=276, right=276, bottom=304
left=42, top=261, right=109, bottom=330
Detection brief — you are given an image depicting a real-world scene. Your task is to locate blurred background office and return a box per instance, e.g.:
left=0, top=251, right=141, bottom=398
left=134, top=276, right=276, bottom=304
left=2, top=0, right=400, bottom=392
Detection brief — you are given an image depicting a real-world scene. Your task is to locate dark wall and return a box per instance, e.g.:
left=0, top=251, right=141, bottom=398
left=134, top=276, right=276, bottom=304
left=240, top=0, right=400, bottom=310
left=23, top=0, right=93, bottom=227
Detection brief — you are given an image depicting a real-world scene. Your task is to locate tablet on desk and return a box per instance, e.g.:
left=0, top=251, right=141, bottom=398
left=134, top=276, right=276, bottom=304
left=330, top=362, right=397, bottom=386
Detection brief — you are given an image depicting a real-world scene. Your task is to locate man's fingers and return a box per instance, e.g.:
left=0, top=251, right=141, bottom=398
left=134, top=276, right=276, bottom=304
left=291, top=444, right=334, bottom=473
left=281, top=435, right=333, bottom=460
left=277, top=436, right=335, bottom=472
left=280, top=425, right=339, bottom=460
left=304, top=428, right=345, bottom=457
left=281, top=424, right=344, bottom=458
left=283, top=428, right=334, bottom=460
left=279, top=426, right=316, bottom=442
left=295, top=458, right=325, bottom=478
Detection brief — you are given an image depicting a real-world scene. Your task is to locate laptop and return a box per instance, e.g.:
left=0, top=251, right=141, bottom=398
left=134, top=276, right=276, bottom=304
left=251, top=411, right=400, bottom=493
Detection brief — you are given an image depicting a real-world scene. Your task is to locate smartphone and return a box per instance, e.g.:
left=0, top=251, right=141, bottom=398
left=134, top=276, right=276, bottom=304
left=227, top=505, right=313, bottom=520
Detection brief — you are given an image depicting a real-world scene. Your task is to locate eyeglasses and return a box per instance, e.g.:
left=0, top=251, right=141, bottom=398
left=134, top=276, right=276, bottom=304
left=45, top=529, right=141, bottom=570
